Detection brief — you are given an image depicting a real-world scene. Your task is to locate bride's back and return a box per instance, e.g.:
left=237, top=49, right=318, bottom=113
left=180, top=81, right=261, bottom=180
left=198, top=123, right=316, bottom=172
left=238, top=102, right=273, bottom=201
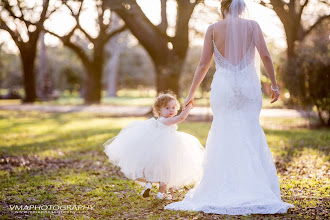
left=213, top=18, right=256, bottom=66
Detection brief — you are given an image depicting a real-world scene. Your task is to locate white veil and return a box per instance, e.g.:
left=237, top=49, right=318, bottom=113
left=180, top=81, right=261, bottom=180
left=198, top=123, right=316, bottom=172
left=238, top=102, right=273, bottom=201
left=222, top=0, right=261, bottom=81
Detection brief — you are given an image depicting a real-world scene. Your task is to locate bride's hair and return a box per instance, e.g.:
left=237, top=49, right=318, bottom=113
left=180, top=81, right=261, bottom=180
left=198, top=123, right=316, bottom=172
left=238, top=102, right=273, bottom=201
left=153, top=91, right=180, bottom=117
left=221, top=0, right=232, bottom=16
left=221, top=0, right=246, bottom=17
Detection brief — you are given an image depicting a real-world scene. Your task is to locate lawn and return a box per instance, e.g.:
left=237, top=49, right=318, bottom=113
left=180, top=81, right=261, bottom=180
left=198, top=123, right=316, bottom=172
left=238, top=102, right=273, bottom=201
left=0, top=110, right=329, bottom=219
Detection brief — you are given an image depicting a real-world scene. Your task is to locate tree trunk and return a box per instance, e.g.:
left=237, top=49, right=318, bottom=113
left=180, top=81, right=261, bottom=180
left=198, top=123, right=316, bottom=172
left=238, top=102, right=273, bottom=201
left=106, top=49, right=120, bottom=97
left=82, top=35, right=106, bottom=104
left=284, top=26, right=297, bottom=60
left=155, top=56, right=184, bottom=95
left=106, top=13, right=123, bottom=97
left=83, top=56, right=104, bottom=104
left=21, top=50, right=37, bottom=103
left=37, top=31, right=49, bottom=100
left=84, top=70, right=102, bottom=104
left=104, top=0, right=198, bottom=98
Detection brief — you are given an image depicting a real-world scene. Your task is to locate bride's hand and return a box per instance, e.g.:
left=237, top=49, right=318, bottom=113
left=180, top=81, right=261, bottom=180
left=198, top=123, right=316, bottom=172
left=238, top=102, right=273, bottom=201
left=183, top=96, right=195, bottom=110
left=270, top=90, right=280, bottom=103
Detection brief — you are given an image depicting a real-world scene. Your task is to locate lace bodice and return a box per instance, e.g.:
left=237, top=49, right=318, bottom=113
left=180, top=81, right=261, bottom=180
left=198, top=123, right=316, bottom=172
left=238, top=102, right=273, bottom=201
left=212, top=23, right=255, bottom=72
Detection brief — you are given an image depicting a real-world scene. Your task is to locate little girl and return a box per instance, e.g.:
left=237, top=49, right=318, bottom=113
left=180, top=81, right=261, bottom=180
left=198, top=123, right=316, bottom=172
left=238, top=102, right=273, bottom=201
left=104, top=92, right=204, bottom=200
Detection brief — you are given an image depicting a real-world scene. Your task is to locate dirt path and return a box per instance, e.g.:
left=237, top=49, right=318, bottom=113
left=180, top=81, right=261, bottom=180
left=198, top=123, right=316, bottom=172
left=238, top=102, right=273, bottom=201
left=0, top=104, right=316, bottom=118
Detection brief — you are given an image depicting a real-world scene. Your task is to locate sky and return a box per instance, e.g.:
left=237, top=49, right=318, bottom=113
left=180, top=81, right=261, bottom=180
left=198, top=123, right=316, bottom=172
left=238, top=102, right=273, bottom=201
left=0, top=0, right=286, bottom=53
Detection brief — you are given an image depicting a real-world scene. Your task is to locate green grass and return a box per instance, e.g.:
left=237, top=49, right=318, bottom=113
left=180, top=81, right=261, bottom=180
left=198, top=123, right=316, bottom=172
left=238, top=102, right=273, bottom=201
left=0, top=110, right=329, bottom=219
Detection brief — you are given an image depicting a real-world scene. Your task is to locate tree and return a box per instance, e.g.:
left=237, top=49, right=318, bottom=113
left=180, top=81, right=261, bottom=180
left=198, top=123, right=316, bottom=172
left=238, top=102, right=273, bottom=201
left=280, top=20, right=330, bottom=126
left=258, top=0, right=330, bottom=58
left=0, top=0, right=54, bottom=102
left=46, top=0, right=126, bottom=104
left=258, top=0, right=330, bottom=122
left=105, top=12, right=126, bottom=97
left=37, top=30, right=50, bottom=100
left=105, top=0, right=203, bottom=96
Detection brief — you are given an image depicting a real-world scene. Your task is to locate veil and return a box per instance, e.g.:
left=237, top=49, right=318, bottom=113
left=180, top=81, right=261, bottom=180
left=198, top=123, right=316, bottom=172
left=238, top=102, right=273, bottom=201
left=222, top=0, right=261, bottom=82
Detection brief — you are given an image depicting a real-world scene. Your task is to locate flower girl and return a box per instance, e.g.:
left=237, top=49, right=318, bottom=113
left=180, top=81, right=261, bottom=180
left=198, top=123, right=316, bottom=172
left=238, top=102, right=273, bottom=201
left=104, top=92, right=204, bottom=200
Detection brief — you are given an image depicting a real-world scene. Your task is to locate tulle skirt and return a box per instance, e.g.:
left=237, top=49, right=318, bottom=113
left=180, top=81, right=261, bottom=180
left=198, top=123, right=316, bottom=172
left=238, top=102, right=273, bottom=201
left=104, top=118, right=204, bottom=187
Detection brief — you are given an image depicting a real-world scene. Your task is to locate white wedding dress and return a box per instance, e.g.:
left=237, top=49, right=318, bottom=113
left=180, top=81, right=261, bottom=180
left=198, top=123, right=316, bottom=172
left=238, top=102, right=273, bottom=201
left=165, top=13, right=294, bottom=215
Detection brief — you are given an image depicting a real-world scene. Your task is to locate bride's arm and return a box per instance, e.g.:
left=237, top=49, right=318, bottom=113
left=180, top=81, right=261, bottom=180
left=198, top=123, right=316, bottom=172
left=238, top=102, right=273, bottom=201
left=253, top=21, right=279, bottom=103
left=253, top=22, right=277, bottom=88
left=184, top=25, right=214, bottom=108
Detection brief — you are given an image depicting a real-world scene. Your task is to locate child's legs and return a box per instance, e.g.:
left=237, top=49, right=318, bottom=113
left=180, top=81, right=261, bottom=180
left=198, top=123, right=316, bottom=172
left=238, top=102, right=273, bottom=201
left=159, top=182, right=167, bottom=193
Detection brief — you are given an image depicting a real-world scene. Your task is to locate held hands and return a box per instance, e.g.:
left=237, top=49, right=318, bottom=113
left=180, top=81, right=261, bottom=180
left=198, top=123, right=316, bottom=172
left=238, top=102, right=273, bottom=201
left=183, top=96, right=195, bottom=110
left=179, top=102, right=193, bottom=123
left=183, top=102, right=193, bottom=112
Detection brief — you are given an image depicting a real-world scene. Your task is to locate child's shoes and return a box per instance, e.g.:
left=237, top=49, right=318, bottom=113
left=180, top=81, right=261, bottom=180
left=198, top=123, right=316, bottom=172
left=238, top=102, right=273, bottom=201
left=142, top=182, right=152, bottom=198
left=156, top=192, right=172, bottom=200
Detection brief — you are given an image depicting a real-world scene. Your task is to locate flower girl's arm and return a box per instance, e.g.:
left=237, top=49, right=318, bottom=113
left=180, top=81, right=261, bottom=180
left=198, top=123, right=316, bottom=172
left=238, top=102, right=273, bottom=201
left=161, top=103, right=193, bottom=126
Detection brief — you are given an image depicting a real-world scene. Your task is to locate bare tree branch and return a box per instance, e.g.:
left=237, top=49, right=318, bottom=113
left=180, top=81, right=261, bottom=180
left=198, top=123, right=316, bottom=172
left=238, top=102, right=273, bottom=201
left=3, top=1, right=34, bottom=28
left=173, top=0, right=197, bottom=56
left=46, top=5, right=61, bottom=18
left=37, top=0, right=50, bottom=28
left=320, top=0, right=330, bottom=6
left=304, top=14, right=330, bottom=36
left=45, top=28, right=90, bottom=66
left=296, top=0, right=310, bottom=25
left=97, top=2, right=106, bottom=32
left=105, top=24, right=127, bottom=42
left=300, top=0, right=309, bottom=16
left=158, top=0, right=167, bottom=34
left=63, top=0, right=94, bottom=43
left=269, top=0, right=287, bottom=14
left=0, top=21, right=22, bottom=48
left=106, top=0, right=167, bottom=58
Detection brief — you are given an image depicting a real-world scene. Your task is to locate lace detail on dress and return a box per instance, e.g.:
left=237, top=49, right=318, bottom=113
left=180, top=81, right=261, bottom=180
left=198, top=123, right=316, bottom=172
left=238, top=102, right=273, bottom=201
left=211, top=23, right=260, bottom=112
left=166, top=201, right=293, bottom=216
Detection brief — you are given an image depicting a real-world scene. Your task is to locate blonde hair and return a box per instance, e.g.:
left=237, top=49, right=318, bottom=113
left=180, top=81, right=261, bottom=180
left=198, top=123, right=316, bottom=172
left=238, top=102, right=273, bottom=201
left=153, top=92, right=180, bottom=117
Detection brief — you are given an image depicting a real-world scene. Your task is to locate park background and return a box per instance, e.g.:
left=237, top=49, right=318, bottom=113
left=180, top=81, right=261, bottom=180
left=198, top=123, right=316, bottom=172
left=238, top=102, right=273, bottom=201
left=0, top=0, right=329, bottom=219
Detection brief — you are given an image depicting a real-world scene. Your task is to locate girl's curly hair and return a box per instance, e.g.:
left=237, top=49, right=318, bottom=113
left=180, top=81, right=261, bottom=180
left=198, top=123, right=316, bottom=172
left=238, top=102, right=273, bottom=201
left=153, top=91, right=180, bottom=117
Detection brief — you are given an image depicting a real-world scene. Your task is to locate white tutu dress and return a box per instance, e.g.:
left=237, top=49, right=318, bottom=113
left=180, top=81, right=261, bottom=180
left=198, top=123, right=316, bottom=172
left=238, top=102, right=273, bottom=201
left=104, top=117, right=205, bottom=187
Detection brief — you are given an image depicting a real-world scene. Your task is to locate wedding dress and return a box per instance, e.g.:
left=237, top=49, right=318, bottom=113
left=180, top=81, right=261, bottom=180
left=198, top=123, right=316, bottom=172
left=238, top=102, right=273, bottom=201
left=165, top=0, right=293, bottom=215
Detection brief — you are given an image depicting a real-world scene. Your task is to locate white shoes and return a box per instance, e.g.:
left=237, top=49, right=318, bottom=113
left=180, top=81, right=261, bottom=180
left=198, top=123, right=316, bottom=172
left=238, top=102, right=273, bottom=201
left=141, top=182, right=172, bottom=200
left=156, top=192, right=172, bottom=200
left=142, top=182, right=152, bottom=198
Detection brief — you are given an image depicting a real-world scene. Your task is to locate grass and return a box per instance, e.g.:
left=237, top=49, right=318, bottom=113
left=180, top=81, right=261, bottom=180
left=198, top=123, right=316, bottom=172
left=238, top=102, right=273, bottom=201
left=0, top=110, right=329, bottom=219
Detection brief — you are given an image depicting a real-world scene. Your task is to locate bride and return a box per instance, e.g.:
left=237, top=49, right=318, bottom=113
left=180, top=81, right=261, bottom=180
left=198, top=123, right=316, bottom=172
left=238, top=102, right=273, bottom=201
left=165, top=0, right=294, bottom=215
